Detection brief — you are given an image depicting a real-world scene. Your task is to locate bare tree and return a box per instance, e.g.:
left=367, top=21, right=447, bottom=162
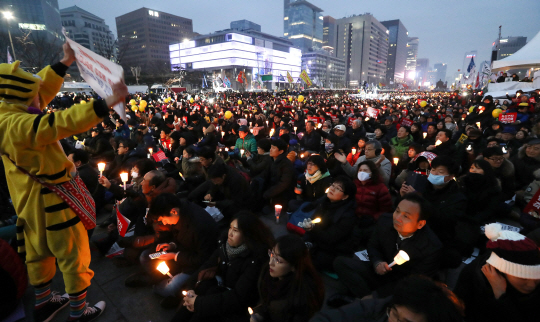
left=14, top=30, right=63, bottom=70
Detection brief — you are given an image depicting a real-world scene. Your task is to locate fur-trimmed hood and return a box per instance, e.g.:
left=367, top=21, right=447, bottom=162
left=518, top=144, right=540, bottom=162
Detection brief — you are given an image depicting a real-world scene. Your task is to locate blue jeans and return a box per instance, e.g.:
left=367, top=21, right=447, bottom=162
left=140, top=248, right=191, bottom=297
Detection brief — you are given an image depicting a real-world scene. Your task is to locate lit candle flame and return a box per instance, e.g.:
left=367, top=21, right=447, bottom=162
left=393, top=157, right=399, bottom=165
left=476, top=122, right=481, bottom=128
left=423, top=132, right=427, bottom=139
left=388, top=250, right=410, bottom=267
left=352, top=148, right=356, bottom=155
left=149, top=148, right=153, bottom=154
left=120, top=172, right=129, bottom=183
left=182, top=291, right=187, bottom=296
left=240, top=149, right=245, bottom=157
left=157, top=261, right=170, bottom=276
left=294, top=126, right=297, bottom=132
left=248, top=307, right=253, bottom=315
left=325, top=187, right=329, bottom=193
left=311, top=218, right=321, bottom=224
left=435, top=140, right=442, bottom=146
left=97, top=162, right=106, bottom=172
left=225, top=148, right=229, bottom=152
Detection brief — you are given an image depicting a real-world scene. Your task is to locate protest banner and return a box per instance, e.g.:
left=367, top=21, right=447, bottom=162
left=366, top=107, right=380, bottom=118
left=523, top=188, right=540, bottom=219
left=299, top=70, right=312, bottom=87
left=63, top=29, right=126, bottom=121
left=499, top=112, right=517, bottom=123
left=307, top=116, right=323, bottom=125
left=286, top=71, right=294, bottom=84
left=400, top=118, right=413, bottom=127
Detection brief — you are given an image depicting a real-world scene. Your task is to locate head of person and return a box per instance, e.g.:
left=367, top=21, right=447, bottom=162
left=352, top=119, right=362, bottom=130
left=117, top=138, right=135, bottom=155
left=208, top=163, right=228, bottom=185
left=182, top=146, right=196, bottom=160
left=326, top=175, right=356, bottom=203
left=501, top=127, right=516, bottom=142
left=357, top=160, right=381, bottom=184
left=160, top=127, right=171, bottom=140
left=408, top=143, right=423, bottom=159
left=525, top=139, right=540, bottom=159
left=427, top=124, right=437, bottom=135
left=411, top=123, right=420, bottom=133
left=484, top=223, right=540, bottom=295
left=148, top=193, right=183, bottom=226
left=279, top=126, right=290, bottom=137
left=393, top=193, right=431, bottom=237
left=436, top=121, right=444, bottom=130
left=428, top=156, right=458, bottom=188
left=269, top=139, right=288, bottom=159
left=141, top=170, right=166, bottom=196
left=333, top=124, right=346, bottom=137
left=364, top=140, right=382, bottom=159
left=91, top=127, right=101, bottom=137
left=306, top=154, right=327, bottom=176
left=257, top=138, right=271, bottom=155
left=238, top=125, right=249, bottom=139
left=469, top=159, right=494, bottom=176
left=357, top=137, right=367, bottom=148
left=435, top=129, right=452, bottom=144
left=483, top=147, right=505, bottom=169
left=305, top=120, right=315, bottom=132
left=486, top=137, right=501, bottom=148
left=67, top=149, right=89, bottom=168
left=516, top=130, right=527, bottom=141
left=384, top=117, right=393, bottom=127
left=273, top=114, right=281, bottom=124
left=397, top=126, right=410, bottom=139
left=197, top=146, right=216, bottom=168
left=131, top=158, right=156, bottom=179
left=227, top=211, right=275, bottom=249
left=388, top=275, right=465, bottom=322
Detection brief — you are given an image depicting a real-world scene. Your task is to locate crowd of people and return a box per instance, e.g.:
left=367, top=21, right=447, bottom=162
left=1, top=46, right=540, bottom=322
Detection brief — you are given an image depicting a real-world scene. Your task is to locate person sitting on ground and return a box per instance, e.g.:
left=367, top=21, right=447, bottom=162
left=482, top=146, right=515, bottom=200
left=67, top=149, right=106, bottom=213
left=335, top=140, right=391, bottom=187
left=262, top=139, right=295, bottom=214
left=300, top=120, right=322, bottom=153
left=106, top=138, right=145, bottom=181
left=251, top=234, right=325, bottom=322
left=454, top=223, right=540, bottom=322
left=425, top=129, right=456, bottom=157
left=234, top=125, right=257, bottom=155
left=245, top=138, right=272, bottom=180
left=311, top=275, right=465, bottom=322
left=390, top=126, right=413, bottom=158
left=329, top=193, right=442, bottom=306
left=346, top=137, right=367, bottom=166
left=511, top=138, right=540, bottom=192
left=289, top=154, right=332, bottom=212
left=125, top=193, right=218, bottom=308
left=174, top=211, right=274, bottom=319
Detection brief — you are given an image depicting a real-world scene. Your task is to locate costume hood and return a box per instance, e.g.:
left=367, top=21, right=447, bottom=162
left=0, top=60, right=44, bottom=111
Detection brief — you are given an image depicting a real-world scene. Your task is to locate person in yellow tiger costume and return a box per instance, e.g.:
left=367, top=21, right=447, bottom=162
left=0, top=43, right=128, bottom=322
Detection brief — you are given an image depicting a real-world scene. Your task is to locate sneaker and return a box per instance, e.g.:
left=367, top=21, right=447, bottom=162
left=34, top=292, right=69, bottom=322
left=70, top=302, right=106, bottom=322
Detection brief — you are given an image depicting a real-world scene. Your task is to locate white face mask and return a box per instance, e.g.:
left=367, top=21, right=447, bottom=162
left=357, top=171, right=371, bottom=181
left=131, top=171, right=139, bottom=179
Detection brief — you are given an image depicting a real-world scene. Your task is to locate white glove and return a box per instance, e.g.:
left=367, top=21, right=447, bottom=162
left=75, top=141, right=84, bottom=150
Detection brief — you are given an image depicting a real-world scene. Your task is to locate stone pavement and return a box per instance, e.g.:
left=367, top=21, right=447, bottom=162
left=20, top=210, right=343, bottom=322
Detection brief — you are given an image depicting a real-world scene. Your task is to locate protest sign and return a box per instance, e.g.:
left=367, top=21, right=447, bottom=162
left=366, top=107, right=380, bottom=118
left=400, top=118, right=413, bottom=127
left=299, top=70, right=312, bottom=87
left=499, top=112, right=517, bottom=123
left=523, top=188, right=540, bottom=219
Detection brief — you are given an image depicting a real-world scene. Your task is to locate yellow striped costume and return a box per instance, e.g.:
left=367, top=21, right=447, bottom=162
left=0, top=61, right=109, bottom=294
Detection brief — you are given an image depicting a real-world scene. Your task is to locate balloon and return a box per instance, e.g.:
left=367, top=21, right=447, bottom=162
left=131, top=105, right=138, bottom=112
left=189, top=98, right=194, bottom=104
left=140, top=100, right=147, bottom=109
left=129, top=99, right=137, bottom=105
left=492, top=108, right=502, bottom=118
left=298, top=95, right=304, bottom=102
left=80, top=100, right=86, bottom=104
left=419, top=101, right=427, bottom=107
left=224, top=111, right=233, bottom=119
left=289, top=97, right=293, bottom=102
left=238, top=100, right=242, bottom=105
left=469, top=106, right=475, bottom=113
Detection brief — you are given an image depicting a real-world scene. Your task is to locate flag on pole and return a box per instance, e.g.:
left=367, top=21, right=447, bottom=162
left=286, top=71, right=294, bottom=84
left=279, top=74, right=285, bottom=82
left=116, top=204, right=131, bottom=237
left=237, top=71, right=245, bottom=83
left=299, top=70, right=312, bottom=87
left=467, top=57, right=475, bottom=73
left=7, top=47, right=13, bottom=64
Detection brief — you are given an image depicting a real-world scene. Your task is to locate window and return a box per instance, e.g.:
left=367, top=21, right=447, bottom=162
left=149, top=10, right=159, bottom=17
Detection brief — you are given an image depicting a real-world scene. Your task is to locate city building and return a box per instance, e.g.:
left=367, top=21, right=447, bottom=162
left=462, top=50, right=477, bottom=74
left=61, top=6, right=115, bottom=59
left=322, top=16, right=336, bottom=56
left=426, top=69, right=437, bottom=87
left=283, top=0, right=323, bottom=53
left=405, top=37, right=419, bottom=82
left=301, top=50, right=346, bottom=88
left=335, top=13, right=389, bottom=87
left=433, top=63, right=447, bottom=84
left=415, top=58, right=429, bottom=86
left=170, top=29, right=302, bottom=91
left=491, top=36, right=527, bottom=61
left=230, top=19, right=261, bottom=32
left=0, top=0, right=62, bottom=40
left=116, top=8, right=193, bottom=74
left=381, top=19, right=408, bottom=85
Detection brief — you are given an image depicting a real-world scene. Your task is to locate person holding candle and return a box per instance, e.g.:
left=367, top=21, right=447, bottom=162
left=196, top=123, right=218, bottom=151
left=106, top=138, right=145, bottom=182
left=262, top=139, right=295, bottom=215
left=345, top=119, right=366, bottom=147
left=420, top=124, right=437, bottom=148
left=234, top=125, right=258, bottom=156
left=346, top=137, right=367, bottom=166
left=425, top=129, right=456, bottom=157
left=173, top=211, right=274, bottom=319
left=289, top=155, right=333, bottom=212
left=390, top=126, right=413, bottom=159
left=329, top=194, right=442, bottom=306
left=251, top=234, right=324, bottom=322
left=300, top=121, right=322, bottom=153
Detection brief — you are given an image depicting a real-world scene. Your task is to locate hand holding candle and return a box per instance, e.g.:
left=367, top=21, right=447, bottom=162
left=393, top=157, right=399, bottom=165
left=435, top=140, right=442, bottom=146
left=120, top=172, right=129, bottom=190
left=388, top=250, right=410, bottom=268
left=157, top=261, right=173, bottom=278
left=274, top=205, right=282, bottom=224
left=97, top=162, right=106, bottom=177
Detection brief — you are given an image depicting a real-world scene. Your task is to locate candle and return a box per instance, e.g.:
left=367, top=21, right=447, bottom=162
left=149, top=147, right=153, bottom=155
left=466, top=145, right=472, bottom=151
left=225, top=148, right=229, bottom=152
left=352, top=148, right=356, bottom=155
left=274, top=205, right=282, bottom=223
left=240, top=149, right=245, bottom=157
left=157, top=262, right=173, bottom=278
left=393, top=157, right=399, bottom=165
left=294, top=126, right=297, bottom=133
left=179, top=172, right=185, bottom=181
left=270, top=129, right=274, bottom=136
left=311, top=218, right=321, bottom=224
left=325, top=187, right=329, bottom=193
left=300, top=153, right=304, bottom=159
left=422, top=132, right=427, bottom=139
left=266, top=120, right=269, bottom=126
left=120, top=172, right=129, bottom=190
left=476, top=122, right=481, bottom=128
left=97, top=162, right=106, bottom=177
left=317, top=123, right=322, bottom=129
left=365, top=117, right=369, bottom=121
left=435, top=140, right=442, bottom=146
left=221, top=131, right=225, bottom=138
left=248, top=307, right=253, bottom=316
left=388, top=250, right=410, bottom=267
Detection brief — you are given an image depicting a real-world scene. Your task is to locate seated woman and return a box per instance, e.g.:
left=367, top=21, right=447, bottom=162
left=346, top=137, right=367, bottom=166
left=394, top=152, right=433, bottom=190
left=303, top=175, right=357, bottom=271
left=251, top=234, right=324, bottom=322
left=289, top=154, right=332, bottom=212
left=354, top=160, right=393, bottom=231
left=175, top=211, right=274, bottom=320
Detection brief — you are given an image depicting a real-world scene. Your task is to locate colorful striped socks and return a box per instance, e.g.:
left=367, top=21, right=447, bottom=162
left=68, top=288, right=87, bottom=321
left=34, top=280, right=52, bottom=309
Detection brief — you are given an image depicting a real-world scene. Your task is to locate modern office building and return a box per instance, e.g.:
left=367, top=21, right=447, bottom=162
left=61, top=6, right=115, bottom=58
left=170, top=29, right=302, bottom=91
left=491, top=36, right=527, bottom=61
left=301, top=50, right=346, bottom=88
left=335, top=13, right=389, bottom=87
left=405, top=37, right=419, bottom=81
left=0, top=0, right=62, bottom=40
left=230, top=19, right=261, bottom=32
left=381, top=19, right=408, bottom=85
left=433, top=63, right=447, bottom=84
left=283, top=0, right=323, bottom=53
left=116, top=8, right=193, bottom=73
left=322, top=16, right=336, bottom=56
left=462, top=50, right=477, bottom=74
left=415, top=58, right=429, bottom=86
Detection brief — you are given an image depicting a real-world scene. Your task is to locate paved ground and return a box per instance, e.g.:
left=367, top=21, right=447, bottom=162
left=19, top=210, right=344, bottom=322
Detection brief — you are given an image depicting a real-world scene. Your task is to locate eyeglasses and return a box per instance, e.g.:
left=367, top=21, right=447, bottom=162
left=488, top=157, right=504, bottom=162
left=268, top=250, right=285, bottom=264
left=329, top=183, right=344, bottom=193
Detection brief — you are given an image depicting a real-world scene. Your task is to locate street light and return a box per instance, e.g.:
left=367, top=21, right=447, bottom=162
left=2, top=11, right=16, bottom=61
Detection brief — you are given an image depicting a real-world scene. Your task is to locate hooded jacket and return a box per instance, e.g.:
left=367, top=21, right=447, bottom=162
left=234, top=133, right=257, bottom=155
left=511, top=145, right=540, bottom=190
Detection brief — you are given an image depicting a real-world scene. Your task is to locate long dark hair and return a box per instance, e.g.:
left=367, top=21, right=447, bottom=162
left=258, top=234, right=324, bottom=319
left=232, top=211, right=274, bottom=251
left=357, top=160, right=381, bottom=184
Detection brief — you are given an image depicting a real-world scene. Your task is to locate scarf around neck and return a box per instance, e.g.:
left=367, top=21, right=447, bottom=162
left=305, top=170, right=330, bottom=184
left=225, top=242, right=248, bottom=260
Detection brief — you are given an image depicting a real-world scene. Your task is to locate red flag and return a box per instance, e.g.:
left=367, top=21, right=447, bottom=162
left=237, top=71, right=244, bottom=83
left=116, top=205, right=131, bottom=237
left=152, top=150, right=168, bottom=162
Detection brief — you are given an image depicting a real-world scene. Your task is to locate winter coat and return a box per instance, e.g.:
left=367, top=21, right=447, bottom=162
left=454, top=252, right=540, bottom=322
left=353, top=179, right=393, bottom=221
left=83, top=132, right=114, bottom=161
left=341, top=155, right=391, bottom=186
left=207, top=165, right=251, bottom=214
left=300, top=130, right=322, bottom=152
left=367, top=213, right=442, bottom=296
left=198, top=124, right=218, bottom=150
left=106, top=149, right=145, bottom=180
left=390, top=134, right=413, bottom=158
left=430, top=139, right=457, bottom=157
left=310, top=297, right=389, bottom=322
left=476, top=155, right=515, bottom=200
left=247, top=153, right=272, bottom=179
left=234, top=133, right=257, bottom=155
left=263, top=154, right=295, bottom=203
left=298, top=172, right=332, bottom=202
left=346, top=126, right=367, bottom=146
left=190, top=239, right=267, bottom=320
left=511, top=145, right=540, bottom=190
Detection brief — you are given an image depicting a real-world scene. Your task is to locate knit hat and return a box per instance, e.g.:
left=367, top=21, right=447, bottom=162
left=485, top=223, right=540, bottom=279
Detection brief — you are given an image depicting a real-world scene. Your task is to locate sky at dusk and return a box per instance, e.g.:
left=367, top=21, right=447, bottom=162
left=59, top=0, right=540, bottom=81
